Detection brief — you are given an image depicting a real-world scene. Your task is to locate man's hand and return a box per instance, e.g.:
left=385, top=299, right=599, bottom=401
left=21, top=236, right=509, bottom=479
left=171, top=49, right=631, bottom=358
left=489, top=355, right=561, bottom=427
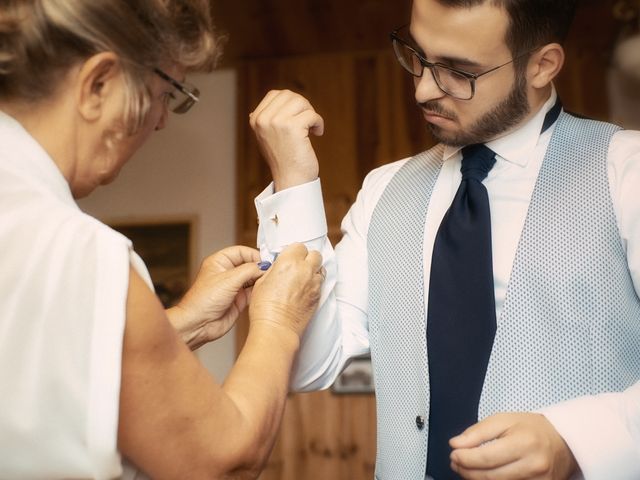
left=449, top=412, right=579, bottom=479
left=249, top=89, right=324, bottom=191
left=167, top=246, right=265, bottom=350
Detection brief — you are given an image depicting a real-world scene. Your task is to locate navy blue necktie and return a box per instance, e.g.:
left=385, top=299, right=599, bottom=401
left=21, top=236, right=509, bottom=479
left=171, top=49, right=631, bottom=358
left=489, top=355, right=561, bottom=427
left=425, top=99, right=562, bottom=479
left=426, top=144, right=497, bottom=479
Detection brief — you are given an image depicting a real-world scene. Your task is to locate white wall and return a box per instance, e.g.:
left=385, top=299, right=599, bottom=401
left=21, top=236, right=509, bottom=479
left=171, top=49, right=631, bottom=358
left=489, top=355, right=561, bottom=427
left=79, top=69, right=238, bottom=381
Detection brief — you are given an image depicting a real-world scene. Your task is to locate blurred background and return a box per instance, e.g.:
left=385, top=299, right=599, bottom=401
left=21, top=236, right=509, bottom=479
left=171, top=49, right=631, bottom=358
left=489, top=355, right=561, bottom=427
left=79, top=0, right=640, bottom=478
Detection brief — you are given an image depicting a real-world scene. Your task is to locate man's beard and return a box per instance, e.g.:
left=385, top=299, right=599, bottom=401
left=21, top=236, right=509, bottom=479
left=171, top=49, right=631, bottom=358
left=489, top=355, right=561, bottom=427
left=420, top=73, right=530, bottom=147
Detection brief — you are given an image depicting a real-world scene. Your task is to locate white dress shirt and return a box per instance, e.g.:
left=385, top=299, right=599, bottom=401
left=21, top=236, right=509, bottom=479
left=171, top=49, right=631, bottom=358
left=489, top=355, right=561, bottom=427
left=255, top=91, right=640, bottom=478
left=0, top=110, right=151, bottom=479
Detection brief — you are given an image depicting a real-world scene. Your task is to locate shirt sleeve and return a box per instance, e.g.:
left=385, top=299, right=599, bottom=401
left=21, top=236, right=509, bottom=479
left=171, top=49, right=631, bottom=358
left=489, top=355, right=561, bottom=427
left=0, top=208, right=130, bottom=479
left=608, top=129, right=640, bottom=296
left=539, top=382, right=640, bottom=479
left=255, top=179, right=328, bottom=253
left=539, top=129, right=640, bottom=479
left=255, top=178, right=371, bottom=390
left=88, top=224, right=133, bottom=478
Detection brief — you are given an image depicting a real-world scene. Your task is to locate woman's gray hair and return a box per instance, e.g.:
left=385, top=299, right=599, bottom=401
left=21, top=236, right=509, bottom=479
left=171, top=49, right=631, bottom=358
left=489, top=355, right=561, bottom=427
left=0, top=0, right=221, bottom=133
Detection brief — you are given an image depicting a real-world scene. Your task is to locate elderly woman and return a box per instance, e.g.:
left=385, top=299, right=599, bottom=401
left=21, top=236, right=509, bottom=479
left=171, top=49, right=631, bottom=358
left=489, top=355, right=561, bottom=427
left=0, top=1, right=324, bottom=479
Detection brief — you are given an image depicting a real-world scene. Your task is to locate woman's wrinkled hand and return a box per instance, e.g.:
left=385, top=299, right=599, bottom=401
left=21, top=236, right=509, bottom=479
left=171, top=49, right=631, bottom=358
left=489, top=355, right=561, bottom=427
left=167, top=245, right=266, bottom=350
left=249, top=243, right=325, bottom=340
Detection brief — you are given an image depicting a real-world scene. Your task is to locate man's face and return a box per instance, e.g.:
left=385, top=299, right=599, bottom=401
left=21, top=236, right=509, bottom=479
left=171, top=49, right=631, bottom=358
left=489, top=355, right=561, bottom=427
left=410, top=0, right=531, bottom=146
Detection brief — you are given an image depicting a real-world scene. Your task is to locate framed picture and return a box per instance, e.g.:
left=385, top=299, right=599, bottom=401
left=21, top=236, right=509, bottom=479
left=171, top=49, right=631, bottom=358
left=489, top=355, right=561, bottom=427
left=111, top=220, right=192, bottom=308
left=331, top=356, right=375, bottom=394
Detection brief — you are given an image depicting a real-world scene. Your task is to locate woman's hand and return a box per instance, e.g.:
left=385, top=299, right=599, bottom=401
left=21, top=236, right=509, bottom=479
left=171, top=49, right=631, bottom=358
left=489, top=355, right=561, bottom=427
left=249, top=243, right=325, bottom=341
left=167, top=245, right=266, bottom=350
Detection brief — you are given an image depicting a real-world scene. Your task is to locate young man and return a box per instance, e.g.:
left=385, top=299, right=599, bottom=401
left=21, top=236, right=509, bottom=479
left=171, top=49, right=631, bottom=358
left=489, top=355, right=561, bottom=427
left=250, top=0, right=640, bottom=478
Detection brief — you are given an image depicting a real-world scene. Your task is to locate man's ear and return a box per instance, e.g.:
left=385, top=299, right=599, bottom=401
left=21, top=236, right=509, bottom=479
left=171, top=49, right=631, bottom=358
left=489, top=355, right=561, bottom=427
left=75, top=52, right=123, bottom=122
left=527, top=43, right=565, bottom=89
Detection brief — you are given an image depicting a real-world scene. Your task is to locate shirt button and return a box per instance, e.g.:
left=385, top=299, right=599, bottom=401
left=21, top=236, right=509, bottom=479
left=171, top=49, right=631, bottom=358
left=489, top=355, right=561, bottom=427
left=416, top=415, right=425, bottom=430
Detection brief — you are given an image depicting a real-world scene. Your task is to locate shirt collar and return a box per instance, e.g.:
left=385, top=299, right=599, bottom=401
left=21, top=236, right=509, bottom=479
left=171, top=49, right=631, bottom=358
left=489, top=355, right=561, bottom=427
left=442, top=88, right=560, bottom=166
left=0, top=109, right=76, bottom=206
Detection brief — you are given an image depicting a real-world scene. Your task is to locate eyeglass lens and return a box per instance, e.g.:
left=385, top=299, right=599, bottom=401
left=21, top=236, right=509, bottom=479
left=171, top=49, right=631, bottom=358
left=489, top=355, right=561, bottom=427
left=166, top=84, right=200, bottom=114
left=392, top=39, right=474, bottom=100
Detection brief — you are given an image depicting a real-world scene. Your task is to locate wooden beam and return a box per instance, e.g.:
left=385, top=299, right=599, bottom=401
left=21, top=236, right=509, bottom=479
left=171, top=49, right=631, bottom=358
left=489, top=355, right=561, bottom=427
left=211, top=0, right=412, bottom=64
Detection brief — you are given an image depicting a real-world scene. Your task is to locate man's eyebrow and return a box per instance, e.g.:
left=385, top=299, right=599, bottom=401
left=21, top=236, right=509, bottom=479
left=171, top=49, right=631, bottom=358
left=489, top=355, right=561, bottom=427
left=438, top=56, right=483, bottom=69
left=407, top=31, right=484, bottom=69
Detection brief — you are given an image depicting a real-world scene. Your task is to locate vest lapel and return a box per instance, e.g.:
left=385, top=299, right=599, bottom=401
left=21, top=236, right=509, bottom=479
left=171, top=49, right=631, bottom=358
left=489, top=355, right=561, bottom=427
left=368, top=145, right=444, bottom=480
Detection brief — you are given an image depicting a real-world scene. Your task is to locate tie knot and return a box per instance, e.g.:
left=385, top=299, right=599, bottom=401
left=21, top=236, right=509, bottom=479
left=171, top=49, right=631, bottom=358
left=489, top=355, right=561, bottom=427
left=461, top=144, right=496, bottom=182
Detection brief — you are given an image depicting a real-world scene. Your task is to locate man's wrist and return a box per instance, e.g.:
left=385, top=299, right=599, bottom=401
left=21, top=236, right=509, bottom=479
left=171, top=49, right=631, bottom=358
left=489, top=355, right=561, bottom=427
left=273, top=172, right=318, bottom=192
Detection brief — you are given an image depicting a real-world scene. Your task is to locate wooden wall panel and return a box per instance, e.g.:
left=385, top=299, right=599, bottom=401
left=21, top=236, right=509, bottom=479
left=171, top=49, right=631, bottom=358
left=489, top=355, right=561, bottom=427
left=212, top=0, right=412, bottom=62
left=260, top=390, right=377, bottom=479
left=556, top=0, right=620, bottom=119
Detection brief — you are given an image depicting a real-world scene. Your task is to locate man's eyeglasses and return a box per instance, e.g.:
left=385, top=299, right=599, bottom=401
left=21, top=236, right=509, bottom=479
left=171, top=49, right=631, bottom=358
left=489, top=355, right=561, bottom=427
left=390, top=25, right=532, bottom=101
left=154, top=68, right=200, bottom=114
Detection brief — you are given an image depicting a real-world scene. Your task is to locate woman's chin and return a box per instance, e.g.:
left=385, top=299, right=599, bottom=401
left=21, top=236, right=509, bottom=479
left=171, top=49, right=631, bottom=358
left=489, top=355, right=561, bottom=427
left=100, top=169, right=121, bottom=186
left=71, top=168, right=120, bottom=199
left=71, top=182, right=98, bottom=199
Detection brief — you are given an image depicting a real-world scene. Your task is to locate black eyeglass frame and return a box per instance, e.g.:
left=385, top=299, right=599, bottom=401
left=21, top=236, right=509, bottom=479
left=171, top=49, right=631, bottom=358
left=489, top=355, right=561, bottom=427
left=153, top=67, right=200, bottom=114
left=390, top=25, right=535, bottom=101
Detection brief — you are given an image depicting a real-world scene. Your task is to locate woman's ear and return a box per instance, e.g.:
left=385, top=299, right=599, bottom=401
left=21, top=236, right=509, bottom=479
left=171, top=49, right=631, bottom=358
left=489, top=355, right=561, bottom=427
left=75, top=52, right=123, bottom=122
left=527, top=43, right=565, bottom=89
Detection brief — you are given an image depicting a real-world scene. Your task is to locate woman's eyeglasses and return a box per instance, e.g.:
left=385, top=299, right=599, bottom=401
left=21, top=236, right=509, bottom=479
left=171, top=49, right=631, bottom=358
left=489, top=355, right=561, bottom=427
left=154, top=68, right=200, bottom=114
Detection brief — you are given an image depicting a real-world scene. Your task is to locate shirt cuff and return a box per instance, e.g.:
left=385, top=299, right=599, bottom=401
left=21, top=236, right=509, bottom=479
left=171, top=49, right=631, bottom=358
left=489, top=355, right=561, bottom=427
left=539, top=388, right=640, bottom=480
left=255, top=179, right=328, bottom=251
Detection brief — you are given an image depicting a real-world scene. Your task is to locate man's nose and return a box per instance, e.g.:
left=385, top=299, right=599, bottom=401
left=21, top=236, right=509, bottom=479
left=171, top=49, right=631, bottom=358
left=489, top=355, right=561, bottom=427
left=414, top=69, right=446, bottom=105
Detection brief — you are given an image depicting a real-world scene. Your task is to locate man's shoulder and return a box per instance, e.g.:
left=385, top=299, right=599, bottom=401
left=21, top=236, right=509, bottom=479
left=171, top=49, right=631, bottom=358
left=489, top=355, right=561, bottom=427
left=561, top=111, right=624, bottom=132
left=556, top=112, right=640, bottom=154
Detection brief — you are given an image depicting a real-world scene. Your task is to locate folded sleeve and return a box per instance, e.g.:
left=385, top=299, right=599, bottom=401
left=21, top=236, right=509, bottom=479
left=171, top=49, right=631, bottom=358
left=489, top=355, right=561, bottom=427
left=254, top=169, right=399, bottom=390
left=255, top=179, right=328, bottom=253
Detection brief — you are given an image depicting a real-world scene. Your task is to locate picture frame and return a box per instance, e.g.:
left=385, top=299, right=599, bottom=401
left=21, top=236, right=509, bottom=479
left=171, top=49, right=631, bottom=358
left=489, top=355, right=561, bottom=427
left=111, top=219, right=193, bottom=308
left=331, top=356, right=375, bottom=394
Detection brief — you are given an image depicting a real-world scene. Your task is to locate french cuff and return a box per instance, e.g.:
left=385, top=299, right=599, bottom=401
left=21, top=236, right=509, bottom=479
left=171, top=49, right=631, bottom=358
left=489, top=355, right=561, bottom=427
left=539, top=392, right=640, bottom=480
left=254, top=178, right=328, bottom=251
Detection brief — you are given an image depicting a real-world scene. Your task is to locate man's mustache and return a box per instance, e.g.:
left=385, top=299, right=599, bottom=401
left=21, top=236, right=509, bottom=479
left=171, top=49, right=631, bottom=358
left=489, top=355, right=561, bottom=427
left=417, top=101, right=457, bottom=121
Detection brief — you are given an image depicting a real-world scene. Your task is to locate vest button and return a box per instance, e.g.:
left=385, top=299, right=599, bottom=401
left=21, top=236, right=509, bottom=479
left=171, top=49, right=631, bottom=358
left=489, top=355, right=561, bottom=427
left=415, top=415, right=425, bottom=430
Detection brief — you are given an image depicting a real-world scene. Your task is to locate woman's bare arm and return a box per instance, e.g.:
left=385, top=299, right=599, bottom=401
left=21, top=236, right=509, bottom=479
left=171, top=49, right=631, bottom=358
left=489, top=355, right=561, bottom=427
left=118, top=244, right=322, bottom=479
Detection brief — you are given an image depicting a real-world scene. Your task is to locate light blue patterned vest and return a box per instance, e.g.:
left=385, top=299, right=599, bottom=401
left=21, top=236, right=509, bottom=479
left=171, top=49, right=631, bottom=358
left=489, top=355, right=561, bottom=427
left=367, top=113, right=640, bottom=480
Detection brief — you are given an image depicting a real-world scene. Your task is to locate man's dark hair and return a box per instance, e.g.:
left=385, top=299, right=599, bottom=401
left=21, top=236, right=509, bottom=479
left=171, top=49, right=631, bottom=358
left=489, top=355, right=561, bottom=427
left=437, top=0, right=578, bottom=57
